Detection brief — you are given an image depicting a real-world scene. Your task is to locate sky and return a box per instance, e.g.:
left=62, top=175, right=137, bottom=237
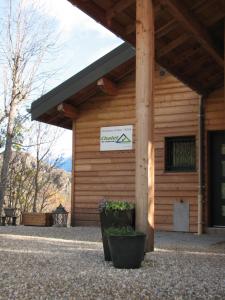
left=34, top=0, right=122, bottom=89
left=0, top=0, right=122, bottom=159
left=33, top=0, right=122, bottom=158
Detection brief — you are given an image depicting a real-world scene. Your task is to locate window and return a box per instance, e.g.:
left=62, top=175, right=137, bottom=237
left=165, top=136, right=196, bottom=172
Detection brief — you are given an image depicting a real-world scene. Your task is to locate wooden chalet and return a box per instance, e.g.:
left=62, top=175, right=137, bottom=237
left=31, top=0, right=225, bottom=251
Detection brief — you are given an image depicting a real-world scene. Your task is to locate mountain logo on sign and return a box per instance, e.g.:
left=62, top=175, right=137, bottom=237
left=116, top=133, right=131, bottom=144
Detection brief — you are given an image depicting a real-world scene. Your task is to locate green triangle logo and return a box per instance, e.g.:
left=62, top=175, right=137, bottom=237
left=116, top=133, right=131, bottom=143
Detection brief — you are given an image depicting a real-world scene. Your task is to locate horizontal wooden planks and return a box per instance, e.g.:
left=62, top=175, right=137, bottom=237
left=205, top=89, right=225, bottom=131
left=154, top=71, right=199, bottom=232
left=73, top=74, right=135, bottom=226
left=72, top=69, right=200, bottom=232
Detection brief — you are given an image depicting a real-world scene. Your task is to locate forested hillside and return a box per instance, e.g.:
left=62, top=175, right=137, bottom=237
left=0, top=151, right=71, bottom=215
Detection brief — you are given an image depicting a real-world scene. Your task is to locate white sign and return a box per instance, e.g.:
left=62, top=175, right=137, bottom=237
left=100, top=125, right=133, bottom=151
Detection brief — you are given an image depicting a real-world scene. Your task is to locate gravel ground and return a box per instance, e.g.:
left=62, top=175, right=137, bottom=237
left=0, top=226, right=224, bottom=300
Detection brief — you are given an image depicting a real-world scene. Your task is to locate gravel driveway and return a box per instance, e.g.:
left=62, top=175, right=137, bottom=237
left=0, top=226, right=224, bottom=300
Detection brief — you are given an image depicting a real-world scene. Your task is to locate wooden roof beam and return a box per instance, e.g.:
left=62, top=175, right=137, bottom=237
left=106, top=0, right=135, bottom=24
left=97, top=77, right=118, bottom=96
left=156, top=20, right=176, bottom=39
left=57, top=103, right=78, bottom=120
left=171, top=46, right=202, bottom=68
left=219, top=0, right=225, bottom=14
left=126, top=23, right=135, bottom=36
left=69, top=0, right=130, bottom=43
left=158, top=33, right=189, bottom=58
left=158, top=0, right=224, bottom=68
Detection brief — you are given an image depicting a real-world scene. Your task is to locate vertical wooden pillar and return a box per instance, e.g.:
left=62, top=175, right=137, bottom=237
left=71, top=120, right=76, bottom=226
left=135, top=0, right=155, bottom=252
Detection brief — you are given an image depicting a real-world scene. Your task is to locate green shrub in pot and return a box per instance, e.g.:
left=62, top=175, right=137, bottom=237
left=99, top=200, right=135, bottom=261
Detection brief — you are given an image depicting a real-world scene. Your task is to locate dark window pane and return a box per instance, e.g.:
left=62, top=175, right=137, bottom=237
left=165, top=136, right=196, bottom=172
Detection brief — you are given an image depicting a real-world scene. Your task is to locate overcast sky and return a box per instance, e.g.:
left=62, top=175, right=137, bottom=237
left=35, top=0, right=122, bottom=91
left=1, top=0, right=122, bottom=159
left=32, top=0, right=122, bottom=158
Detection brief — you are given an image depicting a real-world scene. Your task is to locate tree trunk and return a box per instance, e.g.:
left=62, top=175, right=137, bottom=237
left=0, top=103, right=17, bottom=215
left=33, top=158, right=39, bottom=213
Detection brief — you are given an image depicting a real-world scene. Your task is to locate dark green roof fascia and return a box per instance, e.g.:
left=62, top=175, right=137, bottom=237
left=31, top=42, right=135, bottom=120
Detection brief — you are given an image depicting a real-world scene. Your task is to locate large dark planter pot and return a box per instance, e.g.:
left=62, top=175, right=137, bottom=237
left=108, top=233, right=146, bottom=269
left=99, top=209, right=135, bottom=261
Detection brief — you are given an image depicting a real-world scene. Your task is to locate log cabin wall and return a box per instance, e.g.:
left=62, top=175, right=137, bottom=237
left=72, top=69, right=200, bottom=231
left=205, top=88, right=225, bottom=227
left=73, top=73, right=136, bottom=226
left=154, top=70, right=199, bottom=232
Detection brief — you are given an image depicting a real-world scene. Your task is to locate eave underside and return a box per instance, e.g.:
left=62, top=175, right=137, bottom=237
left=69, top=0, right=224, bottom=96
left=36, top=56, right=135, bottom=129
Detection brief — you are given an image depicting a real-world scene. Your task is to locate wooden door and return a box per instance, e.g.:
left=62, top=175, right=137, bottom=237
left=210, top=131, right=225, bottom=226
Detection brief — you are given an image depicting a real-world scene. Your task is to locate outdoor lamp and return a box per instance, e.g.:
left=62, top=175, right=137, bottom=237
left=52, top=204, right=68, bottom=227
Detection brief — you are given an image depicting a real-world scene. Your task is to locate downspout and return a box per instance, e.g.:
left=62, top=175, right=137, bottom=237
left=197, top=95, right=205, bottom=235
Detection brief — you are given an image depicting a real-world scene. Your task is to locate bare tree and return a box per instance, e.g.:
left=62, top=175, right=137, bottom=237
left=7, top=151, right=35, bottom=212
left=5, top=121, right=70, bottom=214
left=30, top=122, right=63, bottom=212
left=0, top=0, right=58, bottom=214
left=26, top=121, right=68, bottom=213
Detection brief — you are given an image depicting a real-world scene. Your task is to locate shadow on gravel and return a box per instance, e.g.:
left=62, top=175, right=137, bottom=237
left=0, top=226, right=102, bottom=242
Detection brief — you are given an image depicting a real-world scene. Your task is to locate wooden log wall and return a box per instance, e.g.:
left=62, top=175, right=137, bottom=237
left=72, top=69, right=201, bottom=231
left=154, top=70, right=199, bottom=232
left=73, top=74, right=136, bottom=226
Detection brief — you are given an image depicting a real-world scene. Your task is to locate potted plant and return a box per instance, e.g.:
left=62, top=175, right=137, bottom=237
left=99, top=200, right=135, bottom=261
left=105, top=226, right=146, bottom=269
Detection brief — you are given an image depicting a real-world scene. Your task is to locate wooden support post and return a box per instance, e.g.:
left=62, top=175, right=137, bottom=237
left=135, top=0, right=155, bottom=252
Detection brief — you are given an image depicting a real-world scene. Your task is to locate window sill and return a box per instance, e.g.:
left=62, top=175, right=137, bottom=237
left=163, top=171, right=198, bottom=175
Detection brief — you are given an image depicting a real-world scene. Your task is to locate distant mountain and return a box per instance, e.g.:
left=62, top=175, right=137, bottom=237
left=58, top=157, right=72, bottom=172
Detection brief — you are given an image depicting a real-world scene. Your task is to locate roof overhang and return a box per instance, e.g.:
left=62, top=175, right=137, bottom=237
left=69, top=0, right=224, bottom=95
left=31, top=43, right=135, bottom=129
